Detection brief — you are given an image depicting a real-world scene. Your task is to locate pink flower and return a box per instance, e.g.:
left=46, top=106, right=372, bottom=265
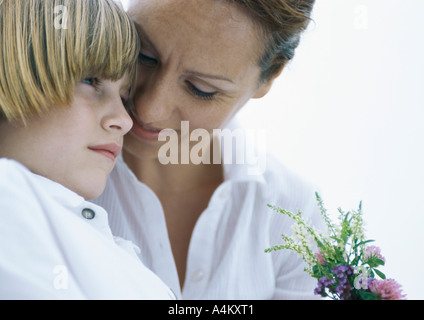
left=369, top=279, right=406, bottom=300
left=316, top=249, right=326, bottom=265
left=364, top=246, right=385, bottom=263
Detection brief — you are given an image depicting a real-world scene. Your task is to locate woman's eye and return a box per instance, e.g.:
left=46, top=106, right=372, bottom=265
left=122, top=99, right=134, bottom=112
left=121, top=97, right=130, bottom=107
left=138, top=52, right=158, bottom=67
left=186, top=81, right=217, bottom=101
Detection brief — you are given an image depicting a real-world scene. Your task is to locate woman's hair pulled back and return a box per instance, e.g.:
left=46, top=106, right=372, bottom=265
left=229, top=0, right=315, bottom=82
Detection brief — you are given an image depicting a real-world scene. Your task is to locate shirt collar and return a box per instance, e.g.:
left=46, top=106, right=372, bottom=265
left=35, top=172, right=85, bottom=207
left=10, top=159, right=109, bottom=223
left=220, top=117, right=267, bottom=186
left=27, top=162, right=113, bottom=237
left=3, top=158, right=85, bottom=208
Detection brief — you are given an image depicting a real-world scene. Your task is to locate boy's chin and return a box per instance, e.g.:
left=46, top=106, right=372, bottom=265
left=75, top=179, right=107, bottom=201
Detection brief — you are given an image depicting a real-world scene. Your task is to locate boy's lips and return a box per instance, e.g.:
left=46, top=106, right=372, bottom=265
left=88, top=143, right=122, bottom=161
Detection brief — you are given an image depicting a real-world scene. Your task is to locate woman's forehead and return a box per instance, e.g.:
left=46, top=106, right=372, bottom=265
left=130, top=0, right=263, bottom=65
left=130, top=0, right=261, bottom=38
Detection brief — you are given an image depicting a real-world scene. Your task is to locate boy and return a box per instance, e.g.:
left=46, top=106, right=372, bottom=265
left=0, top=0, right=174, bottom=300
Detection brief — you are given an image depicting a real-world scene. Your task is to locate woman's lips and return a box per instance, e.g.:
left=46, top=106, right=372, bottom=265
left=88, top=143, right=121, bottom=161
left=129, top=112, right=164, bottom=142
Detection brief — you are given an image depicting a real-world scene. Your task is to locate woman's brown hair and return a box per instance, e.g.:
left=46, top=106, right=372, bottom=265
left=229, top=0, right=315, bottom=82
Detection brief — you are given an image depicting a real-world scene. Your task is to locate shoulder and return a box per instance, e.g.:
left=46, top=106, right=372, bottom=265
left=0, top=158, right=62, bottom=209
left=257, top=154, right=326, bottom=251
left=258, top=153, right=326, bottom=244
left=260, top=153, right=320, bottom=215
left=0, top=158, right=31, bottom=179
left=0, top=159, right=84, bottom=298
left=224, top=118, right=320, bottom=216
left=0, top=158, right=63, bottom=240
left=0, top=158, right=51, bottom=230
left=0, top=158, right=39, bottom=201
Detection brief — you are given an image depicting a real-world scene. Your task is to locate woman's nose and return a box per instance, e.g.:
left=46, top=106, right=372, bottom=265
left=132, top=72, right=176, bottom=123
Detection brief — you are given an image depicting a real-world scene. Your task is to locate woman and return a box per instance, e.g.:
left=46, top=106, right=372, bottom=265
left=94, top=0, right=322, bottom=299
left=0, top=0, right=173, bottom=300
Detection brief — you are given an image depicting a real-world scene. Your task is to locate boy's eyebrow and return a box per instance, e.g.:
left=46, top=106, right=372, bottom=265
left=133, top=22, right=160, bottom=58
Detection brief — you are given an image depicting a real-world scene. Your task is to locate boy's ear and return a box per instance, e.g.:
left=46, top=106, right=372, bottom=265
left=252, top=67, right=284, bottom=99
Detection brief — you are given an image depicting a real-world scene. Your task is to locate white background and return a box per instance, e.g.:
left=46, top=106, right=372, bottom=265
left=121, top=0, right=423, bottom=299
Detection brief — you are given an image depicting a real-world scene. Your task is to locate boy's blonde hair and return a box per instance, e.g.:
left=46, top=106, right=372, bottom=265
left=0, top=0, right=140, bottom=123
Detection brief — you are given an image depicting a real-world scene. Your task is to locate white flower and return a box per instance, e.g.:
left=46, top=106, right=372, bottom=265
left=353, top=265, right=369, bottom=290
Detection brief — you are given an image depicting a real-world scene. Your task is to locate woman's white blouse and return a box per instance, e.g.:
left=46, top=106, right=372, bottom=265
left=93, top=130, right=325, bottom=300
left=0, top=159, right=175, bottom=300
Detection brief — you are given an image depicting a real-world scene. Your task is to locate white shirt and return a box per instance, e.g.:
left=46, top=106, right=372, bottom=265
left=93, top=122, right=325, bottom=300
left=0, top=159, right=175, bottom=300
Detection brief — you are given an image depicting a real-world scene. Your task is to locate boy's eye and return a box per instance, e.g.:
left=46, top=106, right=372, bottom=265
left=81, top=77, right=100, bottom=86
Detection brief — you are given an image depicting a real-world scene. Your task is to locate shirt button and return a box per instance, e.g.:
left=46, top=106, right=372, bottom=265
left=81, top=208, right=95, bottom=220
left=191, top=270, right=205, bottom=282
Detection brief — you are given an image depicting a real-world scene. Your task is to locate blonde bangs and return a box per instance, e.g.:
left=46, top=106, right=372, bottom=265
left=68, top=0, right=140, bottom=87
left=0, top=0, right=139, bottom=124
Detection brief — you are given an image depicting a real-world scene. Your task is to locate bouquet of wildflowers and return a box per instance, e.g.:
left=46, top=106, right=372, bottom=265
left=265, top=193, right=406, bottom=300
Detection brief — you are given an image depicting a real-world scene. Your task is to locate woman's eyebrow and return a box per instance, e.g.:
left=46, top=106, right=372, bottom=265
left=133, top=22, right=160, bottom=58
left=133, top=22, right=233, bottom=85
left=184, top=71, right=234, bottom=84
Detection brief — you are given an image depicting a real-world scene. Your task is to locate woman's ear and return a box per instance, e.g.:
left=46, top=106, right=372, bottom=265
left=252, top=67, right=284, bottom=99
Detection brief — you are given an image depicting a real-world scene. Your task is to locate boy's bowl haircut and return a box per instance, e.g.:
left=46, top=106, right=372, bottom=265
left=0, top=0, right=140, bottom=124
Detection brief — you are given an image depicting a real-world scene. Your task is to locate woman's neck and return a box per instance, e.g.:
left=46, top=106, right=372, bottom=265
left=122, top=147, right=224, bottom=198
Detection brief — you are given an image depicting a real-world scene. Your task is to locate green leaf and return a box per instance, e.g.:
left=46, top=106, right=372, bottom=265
left=374, top=269, right=386, bottom=279
left=358, top=290, right=379, bottom=300
left=330, top=236, right=341, bottom=243
left=353, top=239, right=375, bottom=250
left=367, top=257, right=385, bottom=268
left=351, top=256, right=360, bottom=266
left=312, top=265, right=322, bottom=278
left=376, top=258, right=385, bottom=266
